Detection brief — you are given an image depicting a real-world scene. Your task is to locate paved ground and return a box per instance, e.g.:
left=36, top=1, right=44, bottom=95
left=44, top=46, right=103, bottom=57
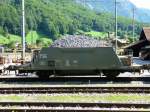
left=133, top=57, right=150, bottom=65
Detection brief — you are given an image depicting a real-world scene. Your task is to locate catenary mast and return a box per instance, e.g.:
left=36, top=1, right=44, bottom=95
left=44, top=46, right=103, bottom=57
left=115, top=0, right=118, bottom=53
left=22, top=0, right=25, bottom=63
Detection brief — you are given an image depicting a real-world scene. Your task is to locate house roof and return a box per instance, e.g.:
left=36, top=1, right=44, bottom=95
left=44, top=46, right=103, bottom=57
left=140, top=27, right=150, bottom=41
left=125, top=39, right=149, bottom=50
left=112, top=38, right=128, bottom=44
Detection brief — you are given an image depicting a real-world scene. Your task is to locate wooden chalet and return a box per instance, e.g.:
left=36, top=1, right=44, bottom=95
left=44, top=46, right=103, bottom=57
left=125, top=27, right=150, bottom=59
left=112, top=38, right=129, bottom=48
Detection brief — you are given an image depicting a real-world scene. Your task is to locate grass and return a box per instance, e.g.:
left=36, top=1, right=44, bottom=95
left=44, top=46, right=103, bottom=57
left=26, top=31, right=53, bottom=47
left=26, top=31, right=52, bottom=44
left=0, top=31, right=53, bottom=47
left=85, top=31, right=108, bottom=39
left=0, top=94, right=150, bottom=102
left=26, top=31, right=39, bottom=44
left=0, top=35, right=9, bottom=44
left=0, top=34, right=21, bottom=45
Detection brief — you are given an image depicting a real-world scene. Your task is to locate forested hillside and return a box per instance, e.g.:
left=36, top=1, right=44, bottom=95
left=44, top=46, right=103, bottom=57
left=0, top=0, right=144, bottom=41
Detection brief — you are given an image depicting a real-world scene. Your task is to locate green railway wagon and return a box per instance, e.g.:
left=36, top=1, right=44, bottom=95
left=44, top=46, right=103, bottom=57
left=18, top=47, right=141, bottom=78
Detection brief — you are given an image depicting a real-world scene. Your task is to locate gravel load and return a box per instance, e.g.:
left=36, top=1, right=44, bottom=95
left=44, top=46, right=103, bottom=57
left=50, top=35, right=109, bottom=48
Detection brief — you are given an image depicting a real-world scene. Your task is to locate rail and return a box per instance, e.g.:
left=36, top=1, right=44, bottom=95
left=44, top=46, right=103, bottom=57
left=0, top=76, right=150, bottom=82
left=0, top=86, right=150, bottom=94
left=0, top=102, right=149, bottom=112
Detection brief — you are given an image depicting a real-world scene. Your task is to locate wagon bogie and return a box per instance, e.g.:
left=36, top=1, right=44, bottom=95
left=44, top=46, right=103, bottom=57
left=36, top=71, right=50, bottom=79
left=102, top=70, right=120, bottom=77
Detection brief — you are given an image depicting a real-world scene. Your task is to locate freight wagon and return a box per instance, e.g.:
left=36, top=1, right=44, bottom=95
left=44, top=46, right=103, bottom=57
left=16, top=47, right=143, bottom=78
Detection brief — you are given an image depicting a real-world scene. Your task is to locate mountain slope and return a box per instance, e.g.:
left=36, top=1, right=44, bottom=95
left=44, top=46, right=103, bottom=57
left=76, top=0, right=150, bottom=23
left=0, top=0, right=143, bottom=41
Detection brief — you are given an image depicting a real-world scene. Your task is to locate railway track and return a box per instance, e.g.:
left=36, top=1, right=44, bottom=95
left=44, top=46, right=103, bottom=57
left=0, top=109, right=150, bottom=112
left=0, top=102, right=150, bottom=112
left=0, top=86, right=150, bottom=94
left=0, top=76, right=150, bottom=82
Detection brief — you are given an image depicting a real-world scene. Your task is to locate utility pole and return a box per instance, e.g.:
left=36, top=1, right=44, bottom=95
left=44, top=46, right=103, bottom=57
left=132, top=7, right=135, bottom=43
left=115, top=0, right=118, bottom=53
left=22, top=0, right=25, bottom=63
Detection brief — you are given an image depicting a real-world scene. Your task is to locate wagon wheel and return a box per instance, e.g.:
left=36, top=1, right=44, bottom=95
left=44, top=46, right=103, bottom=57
left=103, top=70, right=120, bottom=78
left=36, top=71, right=50, bottom=79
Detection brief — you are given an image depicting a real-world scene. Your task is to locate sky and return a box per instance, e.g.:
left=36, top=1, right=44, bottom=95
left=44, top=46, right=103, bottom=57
left=129, top=0, right=150, bottom=9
